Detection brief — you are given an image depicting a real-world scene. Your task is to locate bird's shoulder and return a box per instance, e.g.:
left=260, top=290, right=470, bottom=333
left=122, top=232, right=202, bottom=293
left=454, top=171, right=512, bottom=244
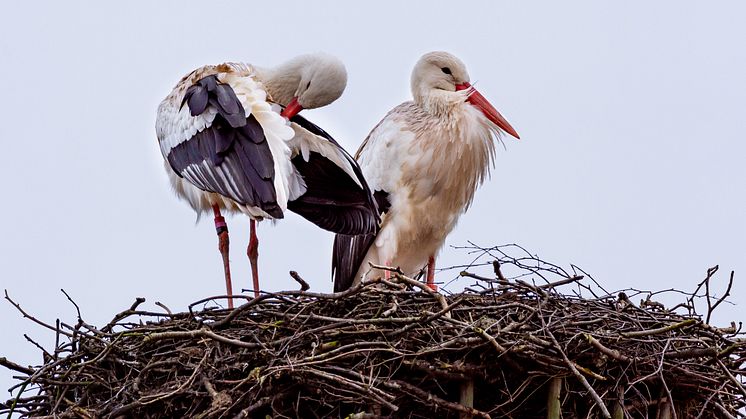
left=354, top=101, right=419, bottom=159
left=156, top=62, right=270, bottom=147
left=354, top=102, right=423, bottom=193
left=162, top=62, right=255, bottom=105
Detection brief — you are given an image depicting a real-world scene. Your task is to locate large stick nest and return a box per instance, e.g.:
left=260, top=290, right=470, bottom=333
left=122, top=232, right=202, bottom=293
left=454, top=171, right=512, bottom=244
left=2, top=245, right=745, bottom=418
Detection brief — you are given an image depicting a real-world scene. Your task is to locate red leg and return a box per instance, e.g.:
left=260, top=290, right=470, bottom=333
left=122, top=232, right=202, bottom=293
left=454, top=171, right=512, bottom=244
left=384, top=260, right=392, bottom=280
left=212, top=204, right=233, bottom=309
left=426, top=255, right=438, bottom=291
left=247, top=219, right=260, bottom=298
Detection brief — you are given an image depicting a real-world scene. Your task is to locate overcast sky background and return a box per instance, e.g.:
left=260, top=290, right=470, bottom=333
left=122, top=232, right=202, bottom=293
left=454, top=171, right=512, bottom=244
left=1, top=1, right=744, bottom=398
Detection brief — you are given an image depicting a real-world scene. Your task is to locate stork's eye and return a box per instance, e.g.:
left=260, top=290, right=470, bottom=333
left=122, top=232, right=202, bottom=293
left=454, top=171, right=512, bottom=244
left=441, top=67, right=452, bottom=75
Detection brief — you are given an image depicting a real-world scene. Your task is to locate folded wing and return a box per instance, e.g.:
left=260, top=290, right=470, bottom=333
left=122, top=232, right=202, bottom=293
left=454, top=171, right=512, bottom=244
left=158, top=75, right=282, bottom=218
left=287, top=115, right=380, bottom=235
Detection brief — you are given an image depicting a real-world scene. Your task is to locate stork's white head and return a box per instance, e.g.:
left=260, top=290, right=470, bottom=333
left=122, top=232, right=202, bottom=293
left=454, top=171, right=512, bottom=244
left=411, top=51, right=520, bottom=139
left=411, top=51, right=471, bottom=100
left=261, top=53, right=347, bottom=119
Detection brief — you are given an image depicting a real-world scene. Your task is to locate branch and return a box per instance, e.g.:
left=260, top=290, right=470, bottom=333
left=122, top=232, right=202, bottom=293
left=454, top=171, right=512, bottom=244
left=102, top=297, right=146, bottom=332
left=708, top=270, right=735, bottom=324
left=584, top=333, right=632, bottom=363
left=289, top=271, right=310, bottom=291
left=388, top=380, right=490, bottom=419
left=4, top=290, right=73, bottom=338
left=545, top=328, right=611, bottom=418
left=621, top=319, right=696, bottom=338
left=0, top=357, right=33, bottom=375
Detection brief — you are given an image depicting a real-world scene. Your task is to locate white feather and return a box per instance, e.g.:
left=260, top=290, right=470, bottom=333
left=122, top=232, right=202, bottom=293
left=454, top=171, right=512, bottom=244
left=156, top=100, right=217, bottom=157
left=287, top=123, right=363, bottom=189
left=351, top=102, right=498, bottom=282
left=218, top=72, right=297, bottom=213
left=157, top=65, right=303, bottom=219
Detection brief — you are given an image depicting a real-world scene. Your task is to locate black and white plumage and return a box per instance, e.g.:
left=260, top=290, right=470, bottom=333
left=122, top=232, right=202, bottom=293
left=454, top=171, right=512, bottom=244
left=287, top=116, right=379, bottom=234
left=167, top=75, right=282, bottom=218
left=332, top=51, right=520, bottom=292
left=156, top=57, right=379, bottom=302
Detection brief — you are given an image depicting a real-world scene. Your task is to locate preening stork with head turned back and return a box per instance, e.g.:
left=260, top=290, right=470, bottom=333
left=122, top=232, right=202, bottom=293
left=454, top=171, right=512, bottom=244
left=156, top=53, right=379, bottom=307
left=332, top=51, right=520, bottom=292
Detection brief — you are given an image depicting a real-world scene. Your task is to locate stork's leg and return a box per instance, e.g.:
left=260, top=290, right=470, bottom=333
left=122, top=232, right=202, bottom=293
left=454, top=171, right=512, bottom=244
left=384, top=260, right=392, bottom=280
left=247, top=220, right=260, bottom=298
left=212, top=204, right=234, bottom=309
left=426, top=255, right=438, bottom=291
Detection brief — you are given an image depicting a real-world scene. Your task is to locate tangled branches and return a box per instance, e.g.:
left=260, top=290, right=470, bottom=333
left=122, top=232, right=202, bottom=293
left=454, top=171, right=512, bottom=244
left=2, top=245, right=744, bottom=418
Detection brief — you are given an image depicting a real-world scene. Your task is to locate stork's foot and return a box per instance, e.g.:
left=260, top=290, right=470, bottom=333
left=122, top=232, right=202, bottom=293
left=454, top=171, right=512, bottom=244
left=426, top=255, right=438, bottom=291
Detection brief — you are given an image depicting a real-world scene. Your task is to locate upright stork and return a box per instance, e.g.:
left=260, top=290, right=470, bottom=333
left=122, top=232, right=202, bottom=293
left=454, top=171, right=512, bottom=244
left=333, top=51, right=519, bottom=292
left=156, top=54, right=379, bottom=306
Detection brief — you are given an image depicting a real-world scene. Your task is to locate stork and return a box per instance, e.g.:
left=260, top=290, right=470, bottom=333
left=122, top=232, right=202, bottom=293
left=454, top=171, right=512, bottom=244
left=332, top=51, right=519, bottom=292
left=156, top=54, right=379, bottom=307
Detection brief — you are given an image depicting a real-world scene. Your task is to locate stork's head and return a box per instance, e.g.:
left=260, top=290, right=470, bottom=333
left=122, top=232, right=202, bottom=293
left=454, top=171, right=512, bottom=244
left=411, top=51, right=519, bottom=139
left=277, top=53, right=348, bottom=118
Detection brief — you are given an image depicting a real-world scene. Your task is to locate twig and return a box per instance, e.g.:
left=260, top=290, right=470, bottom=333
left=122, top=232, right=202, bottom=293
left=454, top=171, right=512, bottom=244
left=59, top=289, right=82, bottom=322
left=493, top=260, right=507, bottom=282
left=143, top=327, right=261, bottom=348
left=717, top=360, right=746, bottom=399
left=4, top=290, right=74, bottom=337
left=289, top=271, right=310, bottom=291
left=708, top=270, right=735, bottom=323
left=584, top=333, right=633, bottom=363
left=154, top=301, right=172, bottom=315
left=370, top=263, right=450, bottom=316
left=0, top=357, right=33, bottom=375
left=102, top=297, right=146, bottom=332
left=545, top=327, right=611, bottom=418
left=621, top=319, right=697, bottom=338
left=388, top=380, right=490, bottom=418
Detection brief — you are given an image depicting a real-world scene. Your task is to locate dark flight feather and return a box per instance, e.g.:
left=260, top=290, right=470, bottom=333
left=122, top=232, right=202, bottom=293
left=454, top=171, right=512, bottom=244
left=168, top=76, right=281, bottom=218
left=331, top=189, right=389, bottom=292
left=287, top=152, right=377, bottom=234
left=184, top=86, right=209, bottom=116
left=332, top=233, right=375, bottom=292
left=287, top=114, right=380, bottom=235
left=284, top=114, right=385, bottom=291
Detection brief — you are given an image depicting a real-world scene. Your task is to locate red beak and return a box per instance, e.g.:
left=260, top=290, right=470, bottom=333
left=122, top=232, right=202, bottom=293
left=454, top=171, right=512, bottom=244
left=456, top=82, right=520, bottom=139
left=280, top=97, right=303, bottom=119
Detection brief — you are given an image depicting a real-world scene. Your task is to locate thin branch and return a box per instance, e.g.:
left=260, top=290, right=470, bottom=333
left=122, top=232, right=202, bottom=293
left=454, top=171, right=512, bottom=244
left=545, top=327, right=611, bottom=418
left=4, top=290, right=73, bottom=337
left=621, top=319, right=697, bottom=338
left=0, top=357, right=33, bottom=375
left=289, top=271, right=310, bottom=291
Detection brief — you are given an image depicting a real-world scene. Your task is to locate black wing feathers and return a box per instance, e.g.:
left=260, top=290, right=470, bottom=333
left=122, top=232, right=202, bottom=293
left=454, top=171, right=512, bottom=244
left=286, top=114, right=386, bottom=291
left=181, top=75, right=246, bottom=128
left=287, top=152, right=376, bottom=234
left=332, top=233, right=377, bottom=292
left=169, top=75, right=281, bottom=218
left=288, top=115, right=380, bottom=235
left=331, top=189, right=389, bottom=292
left=374, top=190, right=391, bottom=214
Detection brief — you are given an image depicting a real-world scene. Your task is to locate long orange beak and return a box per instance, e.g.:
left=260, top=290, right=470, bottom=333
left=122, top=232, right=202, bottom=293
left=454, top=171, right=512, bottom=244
left=280, top=97, right=303, bottom=119
left=456, top=82, right=520, bottom=139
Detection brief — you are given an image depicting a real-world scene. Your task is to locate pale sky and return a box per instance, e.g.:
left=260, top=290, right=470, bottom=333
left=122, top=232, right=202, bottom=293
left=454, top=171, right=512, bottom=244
left=1, top=1, right=745, bottom=397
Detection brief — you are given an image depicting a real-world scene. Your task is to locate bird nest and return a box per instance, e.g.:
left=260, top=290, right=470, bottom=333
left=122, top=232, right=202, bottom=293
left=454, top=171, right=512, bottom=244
left=1, top=245, right=745, bottom=418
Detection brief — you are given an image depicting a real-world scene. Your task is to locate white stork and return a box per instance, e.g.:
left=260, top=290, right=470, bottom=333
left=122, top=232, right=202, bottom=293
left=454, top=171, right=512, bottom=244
left=156, top=54, right=379, bottom=307
left=332, top=51, right=520, bottom=292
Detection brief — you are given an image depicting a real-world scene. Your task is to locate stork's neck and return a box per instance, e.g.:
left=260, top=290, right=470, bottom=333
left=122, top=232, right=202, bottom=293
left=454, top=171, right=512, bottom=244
left=414, top=89, right=469, bottom=120
left=254, top=58, right=308, bottom=106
